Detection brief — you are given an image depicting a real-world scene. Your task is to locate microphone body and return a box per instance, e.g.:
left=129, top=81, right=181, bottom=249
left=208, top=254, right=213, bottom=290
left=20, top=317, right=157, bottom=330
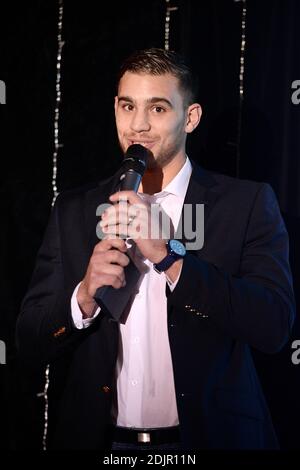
left=119, top=169, right=142, bottom=192
left=93, top=144, right=151, bottom=321
left=118, top=143, right=150, bottom=191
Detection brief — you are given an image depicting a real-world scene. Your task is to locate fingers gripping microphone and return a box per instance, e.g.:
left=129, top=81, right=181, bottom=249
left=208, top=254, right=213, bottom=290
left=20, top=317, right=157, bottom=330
left=93, top=144, right=151, bottom=322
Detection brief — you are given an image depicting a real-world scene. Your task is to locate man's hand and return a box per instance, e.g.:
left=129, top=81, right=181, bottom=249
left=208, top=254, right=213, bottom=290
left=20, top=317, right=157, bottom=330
left=99, top=191, right=171, bottom=264
left=77, top=237, right=130, bottom=318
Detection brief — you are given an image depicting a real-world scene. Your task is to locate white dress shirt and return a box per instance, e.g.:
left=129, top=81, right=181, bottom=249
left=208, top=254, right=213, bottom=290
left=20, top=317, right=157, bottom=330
left=71, top=157, right=192, bottom=428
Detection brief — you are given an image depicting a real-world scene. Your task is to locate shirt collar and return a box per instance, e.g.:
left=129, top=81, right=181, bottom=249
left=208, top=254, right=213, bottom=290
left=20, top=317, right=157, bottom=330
left=162, top=156, right=192, bottom=198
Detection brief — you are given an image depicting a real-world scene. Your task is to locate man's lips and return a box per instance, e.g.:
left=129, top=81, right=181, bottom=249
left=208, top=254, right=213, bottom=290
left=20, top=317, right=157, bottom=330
left=128, top=140, right=156, bottom=149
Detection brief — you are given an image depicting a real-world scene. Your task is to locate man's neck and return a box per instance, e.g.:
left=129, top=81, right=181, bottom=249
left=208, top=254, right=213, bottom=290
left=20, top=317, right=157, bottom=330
left=139, top=154, right=186, bottom=195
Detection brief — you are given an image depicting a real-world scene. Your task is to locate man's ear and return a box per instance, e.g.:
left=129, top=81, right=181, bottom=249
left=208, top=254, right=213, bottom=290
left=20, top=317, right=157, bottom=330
left=185, top=103, right=202, bottom=133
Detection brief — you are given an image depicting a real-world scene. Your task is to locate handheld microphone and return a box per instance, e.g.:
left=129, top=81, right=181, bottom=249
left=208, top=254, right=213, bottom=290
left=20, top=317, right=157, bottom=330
left=118, top=143, right=150, bottom=191
left=93, top=144, right=151, bottom=322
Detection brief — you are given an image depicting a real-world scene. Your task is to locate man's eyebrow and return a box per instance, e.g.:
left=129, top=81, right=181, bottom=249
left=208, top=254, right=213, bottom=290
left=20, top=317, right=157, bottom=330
left=117, top=96, right=173, bottom=107
left=146, top=97, right=173, bottom=107
left=117, top=96, right=134, bottom=103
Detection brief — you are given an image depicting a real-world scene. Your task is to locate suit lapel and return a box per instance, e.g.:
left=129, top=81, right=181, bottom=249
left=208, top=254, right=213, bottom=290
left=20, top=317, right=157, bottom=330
left=175, top=161, right=220, bottom=252
left=84, top=174, right=121, bottom=256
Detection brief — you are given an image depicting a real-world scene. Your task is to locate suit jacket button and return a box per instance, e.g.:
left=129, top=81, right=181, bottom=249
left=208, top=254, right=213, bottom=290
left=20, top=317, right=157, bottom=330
left=102, top=385, right=111, bottom=393
left=53, top=326, right=66, bottom=338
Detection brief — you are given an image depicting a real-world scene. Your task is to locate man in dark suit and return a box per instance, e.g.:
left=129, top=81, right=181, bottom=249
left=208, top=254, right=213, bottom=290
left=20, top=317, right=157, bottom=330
left=16, top=48, right=295, bottom=451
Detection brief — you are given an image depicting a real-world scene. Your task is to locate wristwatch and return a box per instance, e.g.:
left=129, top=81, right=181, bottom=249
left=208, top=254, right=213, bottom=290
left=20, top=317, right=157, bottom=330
left=153, top=239, right=186, bottom=274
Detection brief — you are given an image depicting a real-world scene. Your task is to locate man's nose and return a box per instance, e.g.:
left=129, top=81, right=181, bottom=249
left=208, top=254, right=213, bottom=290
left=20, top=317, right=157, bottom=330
left=130, top=110, right=151, bottom=132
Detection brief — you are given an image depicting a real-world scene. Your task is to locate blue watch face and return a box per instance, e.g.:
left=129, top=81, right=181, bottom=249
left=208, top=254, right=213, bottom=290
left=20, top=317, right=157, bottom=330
left=169, top=239, right=186, bottom=256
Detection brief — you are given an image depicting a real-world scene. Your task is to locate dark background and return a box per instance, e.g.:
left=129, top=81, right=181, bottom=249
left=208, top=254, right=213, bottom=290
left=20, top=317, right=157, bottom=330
left=0, top=0, right=299, bottom=452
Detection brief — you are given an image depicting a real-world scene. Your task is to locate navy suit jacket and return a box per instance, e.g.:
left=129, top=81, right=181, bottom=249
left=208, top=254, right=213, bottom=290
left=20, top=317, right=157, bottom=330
left=16, top=162, right=295, bottom=450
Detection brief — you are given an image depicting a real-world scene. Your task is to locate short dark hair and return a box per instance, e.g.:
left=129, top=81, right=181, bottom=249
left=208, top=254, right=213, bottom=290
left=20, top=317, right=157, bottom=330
left=117, top=48, right=199, bottom=106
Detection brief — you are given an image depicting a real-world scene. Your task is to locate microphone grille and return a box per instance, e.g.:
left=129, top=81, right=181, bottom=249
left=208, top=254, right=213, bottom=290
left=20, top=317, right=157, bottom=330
left=122, top=144, right=151, bottom=176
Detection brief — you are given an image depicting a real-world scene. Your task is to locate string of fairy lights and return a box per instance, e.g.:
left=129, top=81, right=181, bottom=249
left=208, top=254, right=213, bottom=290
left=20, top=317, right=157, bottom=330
left=40, top=0, right=65, bottom=451
left=41, top=0, right=247, bottom=450
left=236, top=0, right=247, bottom=178
left=51, top=0, right=65, bottom=206
left=164, top=0, right=178, bottom=50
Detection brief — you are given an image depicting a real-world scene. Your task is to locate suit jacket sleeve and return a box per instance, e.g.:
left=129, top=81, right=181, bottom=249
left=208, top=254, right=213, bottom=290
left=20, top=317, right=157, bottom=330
left=167, top=183, right=295, bottom=354
left=16, top=194, right=88, bottom=368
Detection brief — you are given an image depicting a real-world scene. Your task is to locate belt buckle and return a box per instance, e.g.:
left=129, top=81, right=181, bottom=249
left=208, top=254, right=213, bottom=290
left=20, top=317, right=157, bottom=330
left=137, top=432, right=151, bottom=443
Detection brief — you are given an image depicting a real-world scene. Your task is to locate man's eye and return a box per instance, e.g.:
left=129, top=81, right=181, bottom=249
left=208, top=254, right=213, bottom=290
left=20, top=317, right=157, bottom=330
left=153, top=106, right=165, bottom=113
left=122, top=104, right=134, bottom=111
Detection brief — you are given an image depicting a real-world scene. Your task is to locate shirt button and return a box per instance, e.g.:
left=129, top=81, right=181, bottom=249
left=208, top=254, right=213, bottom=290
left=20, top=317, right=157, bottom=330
left=133, top=337, right=140, bottom=344
left=131, top=380, right=138, bottom=386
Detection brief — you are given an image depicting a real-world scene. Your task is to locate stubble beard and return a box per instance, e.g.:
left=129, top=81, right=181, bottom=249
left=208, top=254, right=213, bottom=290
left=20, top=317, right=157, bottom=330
left=142, top=136, right=185, bottom=170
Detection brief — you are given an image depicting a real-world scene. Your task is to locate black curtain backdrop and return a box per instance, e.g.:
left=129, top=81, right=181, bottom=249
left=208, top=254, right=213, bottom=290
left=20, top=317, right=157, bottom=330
left=0, top=0, right=299, bottom=453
